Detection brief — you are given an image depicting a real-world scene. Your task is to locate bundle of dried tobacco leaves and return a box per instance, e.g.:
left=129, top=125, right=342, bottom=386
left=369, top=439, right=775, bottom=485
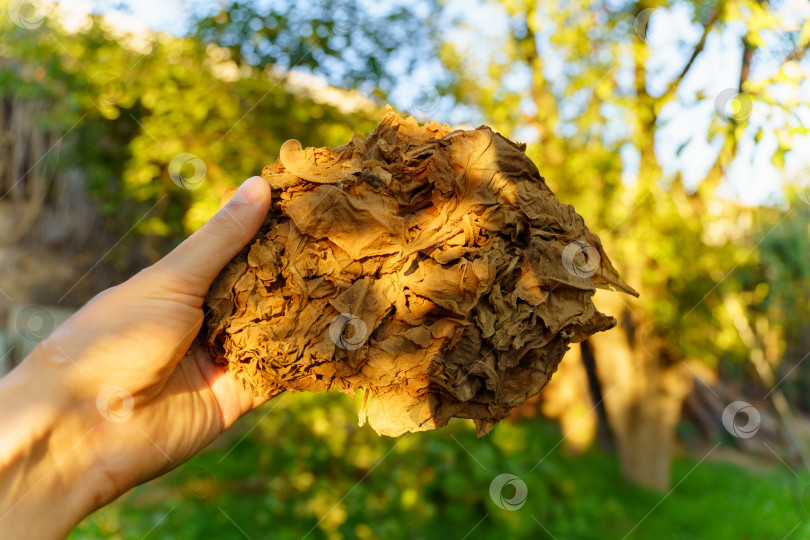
left=204, top=107, right=637, bottom=437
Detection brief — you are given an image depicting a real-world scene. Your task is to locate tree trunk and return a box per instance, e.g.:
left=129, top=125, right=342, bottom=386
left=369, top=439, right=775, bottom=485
left=587, top=289, right=693, bottom=491
left=539, top=344, right=597, bottom=453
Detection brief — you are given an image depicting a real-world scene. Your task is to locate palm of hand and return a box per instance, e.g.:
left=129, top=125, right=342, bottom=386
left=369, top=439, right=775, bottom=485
left=30, top=177, right=271, bottom=506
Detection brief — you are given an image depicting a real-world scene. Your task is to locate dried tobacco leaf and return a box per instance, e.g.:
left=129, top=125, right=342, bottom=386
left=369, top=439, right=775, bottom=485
left=204, top=107, right=638, bottom=438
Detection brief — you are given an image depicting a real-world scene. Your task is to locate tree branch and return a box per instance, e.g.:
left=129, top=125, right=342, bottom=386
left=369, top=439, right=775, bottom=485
left=782, top=41, right=810, bottom=64
left=739, top=38, right=754, bottom=93
left=662, top=11, right=720, bottom=101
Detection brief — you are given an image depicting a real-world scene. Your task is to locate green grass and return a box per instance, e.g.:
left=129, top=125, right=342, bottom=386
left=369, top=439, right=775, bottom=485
left=70, top=393, right=809, bottom=539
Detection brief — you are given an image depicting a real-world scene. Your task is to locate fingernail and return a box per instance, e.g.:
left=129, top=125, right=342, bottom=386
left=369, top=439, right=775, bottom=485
left=231, top=176, right=266, bottom=205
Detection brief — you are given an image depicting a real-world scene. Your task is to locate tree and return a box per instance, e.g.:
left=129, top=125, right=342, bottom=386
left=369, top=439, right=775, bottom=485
left=192, top=0, right=449, bottom=97
left=0, top=1, right=382, bottom=306
left=440, top=0, right=810, bottom=489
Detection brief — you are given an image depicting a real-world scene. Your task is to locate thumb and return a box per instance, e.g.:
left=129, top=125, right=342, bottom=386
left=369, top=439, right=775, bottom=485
left=152, top=176, right=271, bottom=296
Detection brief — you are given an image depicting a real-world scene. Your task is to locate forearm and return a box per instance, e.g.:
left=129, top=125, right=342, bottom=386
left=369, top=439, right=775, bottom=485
left=0, top=352, right=99, bottom=539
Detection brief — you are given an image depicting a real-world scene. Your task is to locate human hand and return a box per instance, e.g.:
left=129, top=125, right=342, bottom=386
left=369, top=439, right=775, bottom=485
left=0, top=176, right=271, bottom=539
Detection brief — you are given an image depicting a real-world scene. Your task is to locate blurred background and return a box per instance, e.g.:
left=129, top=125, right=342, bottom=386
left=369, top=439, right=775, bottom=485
left=2, top=0, right=810, bottom=538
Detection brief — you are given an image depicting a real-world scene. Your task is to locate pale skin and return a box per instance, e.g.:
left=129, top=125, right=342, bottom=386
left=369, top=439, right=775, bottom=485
left=0, top=176, right=272, bottom=539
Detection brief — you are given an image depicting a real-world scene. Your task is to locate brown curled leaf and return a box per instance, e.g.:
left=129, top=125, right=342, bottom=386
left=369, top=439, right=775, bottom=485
left=279, top=139, right=358, bottom=184
left=204, top=106, right=637, bottom=438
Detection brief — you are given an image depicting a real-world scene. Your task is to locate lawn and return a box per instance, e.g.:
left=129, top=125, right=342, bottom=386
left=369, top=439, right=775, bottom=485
left=71, top=392, right=809, bottom=540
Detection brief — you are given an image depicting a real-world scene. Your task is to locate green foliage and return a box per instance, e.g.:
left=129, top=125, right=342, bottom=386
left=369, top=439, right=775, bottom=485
left=193, top=0, right=449, bottom=96
left=71, top=393, right=809, bottom=539
left=1, top=5, right=379, bottom=265
left=752, top=199, right=810, bottom=410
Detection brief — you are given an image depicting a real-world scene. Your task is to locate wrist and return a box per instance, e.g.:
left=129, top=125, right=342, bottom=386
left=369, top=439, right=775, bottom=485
left=0, top=346, right=101, bottom=539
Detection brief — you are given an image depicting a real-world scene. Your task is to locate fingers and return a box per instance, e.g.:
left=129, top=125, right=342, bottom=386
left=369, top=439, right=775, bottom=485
left=151, top=176, right=271, bottom=297
left=195, top=352, right=271, bottom=430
